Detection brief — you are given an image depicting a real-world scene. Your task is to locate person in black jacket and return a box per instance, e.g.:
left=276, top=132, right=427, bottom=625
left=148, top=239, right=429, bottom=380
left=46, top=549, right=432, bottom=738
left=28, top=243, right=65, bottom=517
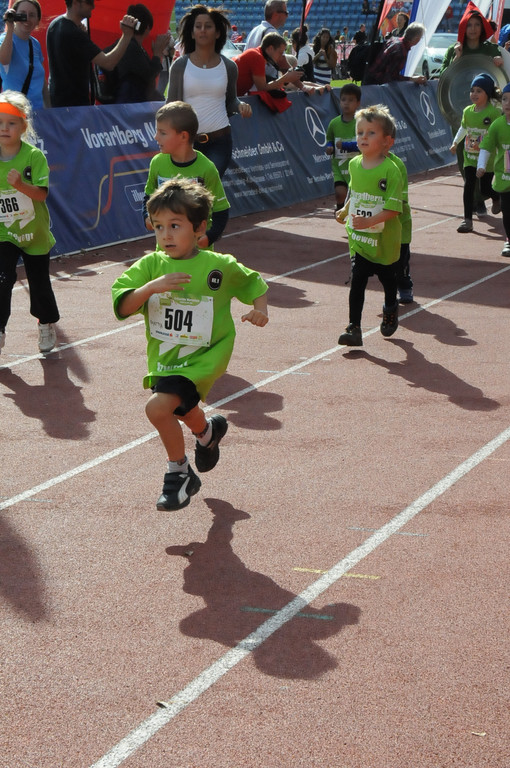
left=111, top=4, right=169, bottom=103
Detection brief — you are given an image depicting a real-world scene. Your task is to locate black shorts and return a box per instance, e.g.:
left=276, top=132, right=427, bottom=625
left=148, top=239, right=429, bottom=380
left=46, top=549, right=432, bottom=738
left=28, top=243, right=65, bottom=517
left=334, top=180, right=348, bottom=188
left=151, top=375, right=200, bottom=416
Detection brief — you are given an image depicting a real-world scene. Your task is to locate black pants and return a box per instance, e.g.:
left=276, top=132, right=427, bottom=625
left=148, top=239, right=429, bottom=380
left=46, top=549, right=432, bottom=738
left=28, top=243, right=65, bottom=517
left=500, top=190, right=510, bottom=242
left=396, top=243, right=412, bottom=290
left=463, top=166, right=498, bottom=220
left=349, top=252, right=397, bottom=326
left=0, top=241, right=59, bottom=330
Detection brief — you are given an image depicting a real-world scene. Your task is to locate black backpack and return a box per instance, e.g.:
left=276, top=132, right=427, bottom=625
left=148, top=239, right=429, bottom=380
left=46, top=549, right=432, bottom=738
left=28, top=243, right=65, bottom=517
left=93, top=63, right=119, bottom=104
left=362, top=40, right=387, bottom=85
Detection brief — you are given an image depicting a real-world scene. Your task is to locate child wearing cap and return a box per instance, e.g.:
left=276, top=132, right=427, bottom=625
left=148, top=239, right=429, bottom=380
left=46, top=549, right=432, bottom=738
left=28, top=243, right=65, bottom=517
left=477, top=81, right=510, bottom=256
left=450, top=73, right=501, bottom=233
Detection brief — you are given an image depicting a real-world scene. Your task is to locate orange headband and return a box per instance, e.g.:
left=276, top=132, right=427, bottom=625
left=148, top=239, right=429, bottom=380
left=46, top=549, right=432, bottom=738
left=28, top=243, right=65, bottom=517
left=0, top=102, right=26, bottom=119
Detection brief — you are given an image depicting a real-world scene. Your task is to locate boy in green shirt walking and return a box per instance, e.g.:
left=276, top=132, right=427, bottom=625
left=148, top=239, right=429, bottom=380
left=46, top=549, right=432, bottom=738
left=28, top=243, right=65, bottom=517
left=336, top=104, right=402, bottom=347
left=325, top=83, right=361, bottom=212
left=144, top=101, right=230, bottom=248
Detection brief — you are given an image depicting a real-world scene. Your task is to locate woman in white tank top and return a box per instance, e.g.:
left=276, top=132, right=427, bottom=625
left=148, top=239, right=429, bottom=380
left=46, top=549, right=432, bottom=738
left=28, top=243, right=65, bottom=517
left=168, top=5, right=251, bottom=177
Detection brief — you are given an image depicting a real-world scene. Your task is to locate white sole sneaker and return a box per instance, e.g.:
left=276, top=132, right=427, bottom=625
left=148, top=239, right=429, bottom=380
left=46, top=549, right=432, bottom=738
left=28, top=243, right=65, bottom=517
left=38, top=323, right=57, bottom=353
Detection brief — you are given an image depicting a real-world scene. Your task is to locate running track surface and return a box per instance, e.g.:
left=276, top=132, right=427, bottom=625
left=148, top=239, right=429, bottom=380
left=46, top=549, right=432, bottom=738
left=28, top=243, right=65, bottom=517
left=1, top=167, right=509, bottom=768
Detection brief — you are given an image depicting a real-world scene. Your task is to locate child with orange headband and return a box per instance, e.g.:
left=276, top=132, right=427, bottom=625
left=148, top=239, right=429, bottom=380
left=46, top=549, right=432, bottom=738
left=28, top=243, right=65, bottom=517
left=0, top=90, right=59, bottom=355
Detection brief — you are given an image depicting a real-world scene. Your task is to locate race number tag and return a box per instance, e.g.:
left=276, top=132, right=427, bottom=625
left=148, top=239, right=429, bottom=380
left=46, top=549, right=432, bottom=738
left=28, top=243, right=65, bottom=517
left=465, top=130, right=484, bottom=155
left=348, top=191, right=385, bottom=233
left=148, top=292, right=213, bottom=348
left=0, top=189, right=35, bottom=227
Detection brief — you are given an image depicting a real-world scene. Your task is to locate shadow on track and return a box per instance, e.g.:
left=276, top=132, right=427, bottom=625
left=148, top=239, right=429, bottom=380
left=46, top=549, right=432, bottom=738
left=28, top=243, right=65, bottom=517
left=166, top=497, right=360, bottom=680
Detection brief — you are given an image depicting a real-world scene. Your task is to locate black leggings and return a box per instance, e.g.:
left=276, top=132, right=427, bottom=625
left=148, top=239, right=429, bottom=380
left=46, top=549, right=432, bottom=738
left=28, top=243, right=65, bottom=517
left=0, top=241, right=59, bottom=330
left=349, top=252, right=397, bottom=326
left=500, top=190, right=510, bottom=242
left=463, top=166, right=498, bottom=220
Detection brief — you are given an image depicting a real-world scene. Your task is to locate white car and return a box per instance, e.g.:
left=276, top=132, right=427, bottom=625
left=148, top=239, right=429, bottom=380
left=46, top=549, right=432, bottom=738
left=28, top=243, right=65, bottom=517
left=417, top=32, right=457, bottom=79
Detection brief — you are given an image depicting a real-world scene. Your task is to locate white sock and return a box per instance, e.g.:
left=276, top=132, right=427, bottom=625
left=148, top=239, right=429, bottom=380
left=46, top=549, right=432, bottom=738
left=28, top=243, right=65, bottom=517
left=167, top=457, right=188, bottom=473
left=196, top=421, right=213, bottom=447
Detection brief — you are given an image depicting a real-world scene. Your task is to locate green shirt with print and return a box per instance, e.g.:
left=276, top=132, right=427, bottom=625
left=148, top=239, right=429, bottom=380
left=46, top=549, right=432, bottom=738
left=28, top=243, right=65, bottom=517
left=346, top=155, right=403, bottom=265
left=0, top=140, right=55, bottom=255
left=112, top=248, right=267, bottom=399
left=388, top=151, right=411, bottom=245
left=145, top=150, right=229, bottom=214
left=480, top=114, right=510, bottom=192
left=326, top=115, right=358, bottom=183
left=461, top=102, right=501, bottom=169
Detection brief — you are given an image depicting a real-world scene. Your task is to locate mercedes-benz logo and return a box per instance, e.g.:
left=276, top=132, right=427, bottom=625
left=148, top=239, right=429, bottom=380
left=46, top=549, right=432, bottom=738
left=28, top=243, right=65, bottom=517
left=305, top=107, right=327, bottom=146
left=420, top=91, right=435, bottom=126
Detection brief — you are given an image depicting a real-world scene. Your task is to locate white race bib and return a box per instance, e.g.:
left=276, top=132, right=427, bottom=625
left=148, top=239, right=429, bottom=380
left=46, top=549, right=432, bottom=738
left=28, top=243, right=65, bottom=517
left=0, top=189, right=35, bottom=228
left=349, top=191, right=385, bottom=233
left=148, top=292, right=213, bottom=349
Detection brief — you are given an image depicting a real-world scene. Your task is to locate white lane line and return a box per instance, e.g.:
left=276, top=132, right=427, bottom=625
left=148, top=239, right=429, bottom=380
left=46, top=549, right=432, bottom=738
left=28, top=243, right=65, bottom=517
left=2, top=262, right=510, bottom=512
left=89, top=424, right=510, bottom=768
left=3, top=235, right=507, bottom=372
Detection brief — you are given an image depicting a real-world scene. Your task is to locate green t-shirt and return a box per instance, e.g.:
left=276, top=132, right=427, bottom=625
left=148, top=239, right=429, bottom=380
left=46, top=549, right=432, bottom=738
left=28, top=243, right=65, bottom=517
left=326, top=115, right=358, bottom=183
left=439, top=41, right=501, bottom=77
left=112, top=248, right=267, bottom=398
left=388, top=151, right=411, bottom=245
left=346, top=155, right=402, bottom=265
left=0, top=140, right=55, bottom=255
left=461, top=103, right=501, bottom=169
left=480, top=114, right=510, bottom=193
left=145, top=150, right=229, bottom=214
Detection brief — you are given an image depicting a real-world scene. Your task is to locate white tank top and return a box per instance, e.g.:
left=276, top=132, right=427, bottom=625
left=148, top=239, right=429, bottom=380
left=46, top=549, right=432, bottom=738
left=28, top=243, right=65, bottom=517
left=183, top=59, right=229, bottom=133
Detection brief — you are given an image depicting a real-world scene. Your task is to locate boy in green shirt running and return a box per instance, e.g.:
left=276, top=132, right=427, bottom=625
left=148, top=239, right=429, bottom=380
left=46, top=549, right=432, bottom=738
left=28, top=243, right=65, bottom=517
left=325, top=83, right=361, bottom=212
left=112, top=178, right=268, bottom=512
left=336, top=104, right=402, bottom=347
left=143, top=101, right=230, bottom=248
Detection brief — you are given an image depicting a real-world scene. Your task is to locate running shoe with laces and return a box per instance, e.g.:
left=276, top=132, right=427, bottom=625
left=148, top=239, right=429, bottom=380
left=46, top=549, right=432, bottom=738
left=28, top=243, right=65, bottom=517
left=380, top=303, right=398, bottom=338
left=195, top=414, right=228, bottom=473
left=38, top=322, right=56, bottom=353
left=501, top=241, right=510, bottom=257
left=156, top=465, right=201, bottom=511
left=338, top=323, right=362, bottom=346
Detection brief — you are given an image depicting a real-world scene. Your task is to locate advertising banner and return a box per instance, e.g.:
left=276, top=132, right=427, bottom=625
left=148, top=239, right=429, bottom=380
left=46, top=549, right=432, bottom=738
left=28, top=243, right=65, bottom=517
left=32, top=83, right=453, bottom=256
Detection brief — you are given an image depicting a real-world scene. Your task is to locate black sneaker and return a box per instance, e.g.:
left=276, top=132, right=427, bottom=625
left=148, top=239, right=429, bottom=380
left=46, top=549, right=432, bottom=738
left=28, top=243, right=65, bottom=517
left=338, top=324, right=362, bottom=346
left=156, top=465, right=201, bottom=511
left=475, top=202, right=487, bottom=217
left=195, top=414, right=228, bottom=473
left=380, top=303, right=398, bottom=338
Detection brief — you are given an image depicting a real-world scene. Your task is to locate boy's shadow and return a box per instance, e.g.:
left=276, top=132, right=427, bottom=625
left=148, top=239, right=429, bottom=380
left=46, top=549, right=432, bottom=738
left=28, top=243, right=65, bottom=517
left=0, top=515, right=49, bottom=621
left=0, top=353, right=96, bottom=439
left=209, top=374, right=283, bottom=430
left=347, top=339, right=499, bottom=411
left=166, top=498, right=360, bottom=679
left=400, top=308, right=476, bottom=346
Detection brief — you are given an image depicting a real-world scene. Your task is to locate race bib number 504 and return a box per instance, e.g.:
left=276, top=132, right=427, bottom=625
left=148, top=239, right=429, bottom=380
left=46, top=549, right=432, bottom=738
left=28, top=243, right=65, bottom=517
left=148, top=292, right=213, bottom=348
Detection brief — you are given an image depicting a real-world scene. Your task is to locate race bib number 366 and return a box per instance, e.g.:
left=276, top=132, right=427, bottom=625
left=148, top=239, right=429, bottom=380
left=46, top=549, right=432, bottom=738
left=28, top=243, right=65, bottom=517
left=148, top=292, right=213, bottom=348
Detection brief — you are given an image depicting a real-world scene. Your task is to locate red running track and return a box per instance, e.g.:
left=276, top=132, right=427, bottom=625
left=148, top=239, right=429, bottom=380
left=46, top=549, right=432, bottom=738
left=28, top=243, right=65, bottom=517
left=1, top=167, right=509, bottom=768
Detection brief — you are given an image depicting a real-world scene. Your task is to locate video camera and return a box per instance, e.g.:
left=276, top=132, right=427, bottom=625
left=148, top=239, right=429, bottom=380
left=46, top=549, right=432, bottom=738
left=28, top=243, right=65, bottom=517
left=3, top=9, right=28, bottom=22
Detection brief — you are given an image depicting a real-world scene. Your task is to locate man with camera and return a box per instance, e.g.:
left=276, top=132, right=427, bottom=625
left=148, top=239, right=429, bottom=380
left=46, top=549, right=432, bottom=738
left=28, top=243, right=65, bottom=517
left=0, top=0, right=48, bottom=108
left=46, top=0, right=138, bottom=107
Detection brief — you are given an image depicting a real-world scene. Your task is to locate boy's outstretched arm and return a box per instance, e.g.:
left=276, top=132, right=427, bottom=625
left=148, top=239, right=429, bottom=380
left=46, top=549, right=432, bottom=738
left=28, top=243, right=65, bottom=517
left=241, top=293, right=269, bottom=327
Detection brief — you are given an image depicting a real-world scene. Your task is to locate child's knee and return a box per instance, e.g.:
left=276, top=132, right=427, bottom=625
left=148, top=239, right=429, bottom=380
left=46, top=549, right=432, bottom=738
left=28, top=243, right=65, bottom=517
left=145, top=392, right=180, bottom=422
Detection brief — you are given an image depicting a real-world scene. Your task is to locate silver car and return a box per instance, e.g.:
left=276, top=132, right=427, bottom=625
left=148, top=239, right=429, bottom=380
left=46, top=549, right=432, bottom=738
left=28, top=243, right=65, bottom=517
left=417, top=32, right=457, bottom=79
